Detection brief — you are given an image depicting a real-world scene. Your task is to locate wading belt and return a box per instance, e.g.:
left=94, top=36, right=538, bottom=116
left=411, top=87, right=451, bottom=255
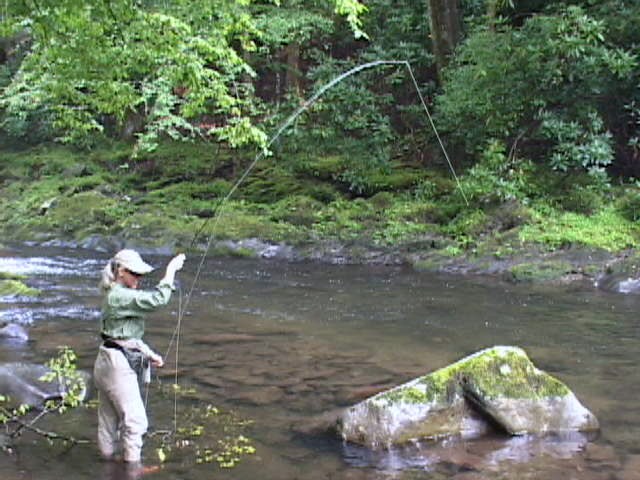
left=102, top=337, right=148, bottom=379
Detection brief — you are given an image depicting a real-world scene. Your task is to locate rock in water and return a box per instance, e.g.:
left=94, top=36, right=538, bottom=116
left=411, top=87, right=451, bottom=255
left=0, top=323, right=28, bottom=342
left=0, top=362, right=90, bottom=408
left=337, top=346, right=598, bottom=448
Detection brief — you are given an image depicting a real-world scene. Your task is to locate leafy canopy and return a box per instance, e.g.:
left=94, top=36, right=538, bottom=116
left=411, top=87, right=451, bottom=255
left=436, top=5, right=636, bottom=174
left=0, top=0, right=365, bottom=152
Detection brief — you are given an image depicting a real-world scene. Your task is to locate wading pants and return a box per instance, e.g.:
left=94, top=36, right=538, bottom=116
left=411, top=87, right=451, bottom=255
left=93, top=345, right=148, bottom=463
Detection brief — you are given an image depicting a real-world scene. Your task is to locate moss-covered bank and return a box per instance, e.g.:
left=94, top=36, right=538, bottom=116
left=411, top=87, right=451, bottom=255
left=1, top=142, right=639, bottom=283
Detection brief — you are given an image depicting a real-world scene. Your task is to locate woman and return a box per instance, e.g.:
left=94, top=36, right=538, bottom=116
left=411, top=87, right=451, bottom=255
left=93, top=249, right=185, bottom=466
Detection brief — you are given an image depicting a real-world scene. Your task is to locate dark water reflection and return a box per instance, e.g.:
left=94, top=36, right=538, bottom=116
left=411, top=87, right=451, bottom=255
left=1, top=245, right=639, bottom=480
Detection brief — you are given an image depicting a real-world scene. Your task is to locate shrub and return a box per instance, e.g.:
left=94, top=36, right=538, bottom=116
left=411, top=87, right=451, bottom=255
left=436, top=6, right=635, bottom=177
left=616, top=187, right=640, bottom=222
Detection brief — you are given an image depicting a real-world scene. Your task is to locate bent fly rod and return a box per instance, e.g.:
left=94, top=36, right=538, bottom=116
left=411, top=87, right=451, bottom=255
left=163, top=59, right=468, bottom=432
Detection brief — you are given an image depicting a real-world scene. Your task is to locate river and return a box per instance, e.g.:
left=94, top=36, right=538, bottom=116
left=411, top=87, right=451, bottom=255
left=0, top=245, right=638, bottom=480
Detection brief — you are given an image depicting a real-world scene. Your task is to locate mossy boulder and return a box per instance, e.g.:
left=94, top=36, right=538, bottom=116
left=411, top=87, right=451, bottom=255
left=337, top=346, right=598, bottom=448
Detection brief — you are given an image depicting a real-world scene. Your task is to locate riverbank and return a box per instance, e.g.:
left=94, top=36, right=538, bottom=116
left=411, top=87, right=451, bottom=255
left=1, top=141, right=639, bottom=286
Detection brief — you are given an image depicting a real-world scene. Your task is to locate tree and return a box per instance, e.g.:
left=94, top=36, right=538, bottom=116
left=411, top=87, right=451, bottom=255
left=0, top=0, right=366, bottom=152
left=427, top=0, right=462, bottom=80
left=435, top=6, right=636, bottom=178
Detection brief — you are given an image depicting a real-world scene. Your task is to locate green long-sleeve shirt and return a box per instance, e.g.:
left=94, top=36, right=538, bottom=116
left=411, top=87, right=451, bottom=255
left=100, top=281, right=174, bottom=340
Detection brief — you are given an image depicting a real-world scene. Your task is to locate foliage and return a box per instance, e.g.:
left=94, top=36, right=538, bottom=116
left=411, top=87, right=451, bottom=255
left=539, top=110, right=614, bottom=176
left=40, top=347, right=86, bottom=413
left=458, top=139, right=537, bottom=205
left=519, top=205, right=637, bottom=252
left=436, top=5, right=636, bottom=176
left=1, top=1, right=263, bottom=151
left=0, top=0, right=366, bottom=152
left=152, top=385, right=256, bottom=470
left=616, top=186, right=640, bottom=222
left=0, top=347, right=87, bottom=448
left=333, top=0, right=369, bottom=39
left=276, top=57, right=397, bottom=194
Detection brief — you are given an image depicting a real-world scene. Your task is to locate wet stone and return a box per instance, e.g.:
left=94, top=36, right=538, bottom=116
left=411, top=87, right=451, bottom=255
left=338, top=346, right=599, bottom=448
left=193, top=333, right=261, bottom=345
left=0, top=323, right=28, bottom=342
left=286, top=383, right=314, bottom=394
left=619, top=455, right=640, bottom=480
left=584, top=443, right=621, bottom=469
left=0, top=362, right=90, bottom=408
left=195, top=375, right=228, bottom=389
left=231, top=386, right=285, bottom=405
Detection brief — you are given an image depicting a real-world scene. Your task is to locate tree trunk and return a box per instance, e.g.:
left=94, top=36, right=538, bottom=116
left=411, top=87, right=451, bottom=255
left=284, top=42, right=302, bottom=97
left=428, top=0, right=462, bottom=81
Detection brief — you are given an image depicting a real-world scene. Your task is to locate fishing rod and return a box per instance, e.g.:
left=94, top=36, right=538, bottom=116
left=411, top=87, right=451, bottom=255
left=163, top=59, right=468, bottom=432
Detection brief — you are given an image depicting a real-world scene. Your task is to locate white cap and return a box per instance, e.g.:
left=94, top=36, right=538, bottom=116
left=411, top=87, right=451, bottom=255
left=113, top=249, right=154, bottom=275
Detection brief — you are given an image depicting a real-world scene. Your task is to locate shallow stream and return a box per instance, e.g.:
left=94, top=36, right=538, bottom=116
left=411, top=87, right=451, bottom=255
left=1, top=245, right=639, bottom=480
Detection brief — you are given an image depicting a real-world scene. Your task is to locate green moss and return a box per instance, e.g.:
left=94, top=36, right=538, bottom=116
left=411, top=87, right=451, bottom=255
left=208, top=244, right=257, bottom=258
left=293, top=155, right=344, bottom=181
left=206, top=203, right=305, bottom=244
left=239, top=164, right=306, bottom=203
left=19, top=191, right=137, bottom=241
left=443, top=209, right=489, bottom=238
left=369, top=191, right=394, bottom=210
left=1, top=142, right=638, bottom=264
left=507, top=260, right=574, bottom=283
left=457, top=349, right=569, bottom=399
left=269, top=195, right=324, bottom=227
left=519, top=206, right=638, bottom=252
left=0, top=279, right=40, bottom=296
left=0, top=272, right=26, bottom=280
left=379, top=347, right=569, bottom=406
left=364, top=169, right=422, bottom=194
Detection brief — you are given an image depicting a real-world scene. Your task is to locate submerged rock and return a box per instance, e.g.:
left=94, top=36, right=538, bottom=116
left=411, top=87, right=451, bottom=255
left=0, top=362, right=90, bottom=408
left=596, top=273, right=640, bottom=294
left=337, top=346, right=598, bottom=448
left=0, top=323, right=28, bottom=341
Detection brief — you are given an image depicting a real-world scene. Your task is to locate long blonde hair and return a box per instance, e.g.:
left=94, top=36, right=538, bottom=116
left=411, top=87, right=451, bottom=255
left=99, top=259, right=118, bottom=291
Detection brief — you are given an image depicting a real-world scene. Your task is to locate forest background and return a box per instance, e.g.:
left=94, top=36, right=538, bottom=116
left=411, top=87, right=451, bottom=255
left=1, top=0, right=639, bottom=282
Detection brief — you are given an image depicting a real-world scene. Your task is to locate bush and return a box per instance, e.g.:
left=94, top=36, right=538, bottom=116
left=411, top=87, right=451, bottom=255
left=269, top=195, right=324, bottom=226
left=436, top=6, right=635, bottom=176
left=459, top=140, right=536, bottom=205
left=616, top=187, right=640, bottom=222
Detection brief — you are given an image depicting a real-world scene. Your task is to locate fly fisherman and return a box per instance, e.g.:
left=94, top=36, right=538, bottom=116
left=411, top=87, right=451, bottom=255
left=94, top=249, right=185, bottom=471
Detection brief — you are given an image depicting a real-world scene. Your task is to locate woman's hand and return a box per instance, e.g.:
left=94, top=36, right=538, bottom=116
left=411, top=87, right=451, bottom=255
left=167, top=253, right=186, bottom=274
left=162, top=253, right=186, bottom=286
left=150, top=352, right=164, bottom=368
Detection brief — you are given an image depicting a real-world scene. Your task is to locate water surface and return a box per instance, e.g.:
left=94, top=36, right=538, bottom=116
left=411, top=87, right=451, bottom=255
left=0, top=245, right=638, bottom=480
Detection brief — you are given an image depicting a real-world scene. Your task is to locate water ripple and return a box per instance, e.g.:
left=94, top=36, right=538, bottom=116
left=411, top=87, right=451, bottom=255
left=0, top=255, right=100, bottom=277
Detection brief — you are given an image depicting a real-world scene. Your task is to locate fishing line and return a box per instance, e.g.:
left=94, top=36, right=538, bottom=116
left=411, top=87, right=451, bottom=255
left=162, top=59, right=468, bottom=432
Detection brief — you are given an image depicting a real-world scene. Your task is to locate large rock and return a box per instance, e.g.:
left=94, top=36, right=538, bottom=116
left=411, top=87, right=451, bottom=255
left=337, top=346, right=598, bottom=448
left=0, top=323, right=28, bottom=342
left=0, top=363, right=90, bottom=408
left=596, top=273, right=640, bottom=294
